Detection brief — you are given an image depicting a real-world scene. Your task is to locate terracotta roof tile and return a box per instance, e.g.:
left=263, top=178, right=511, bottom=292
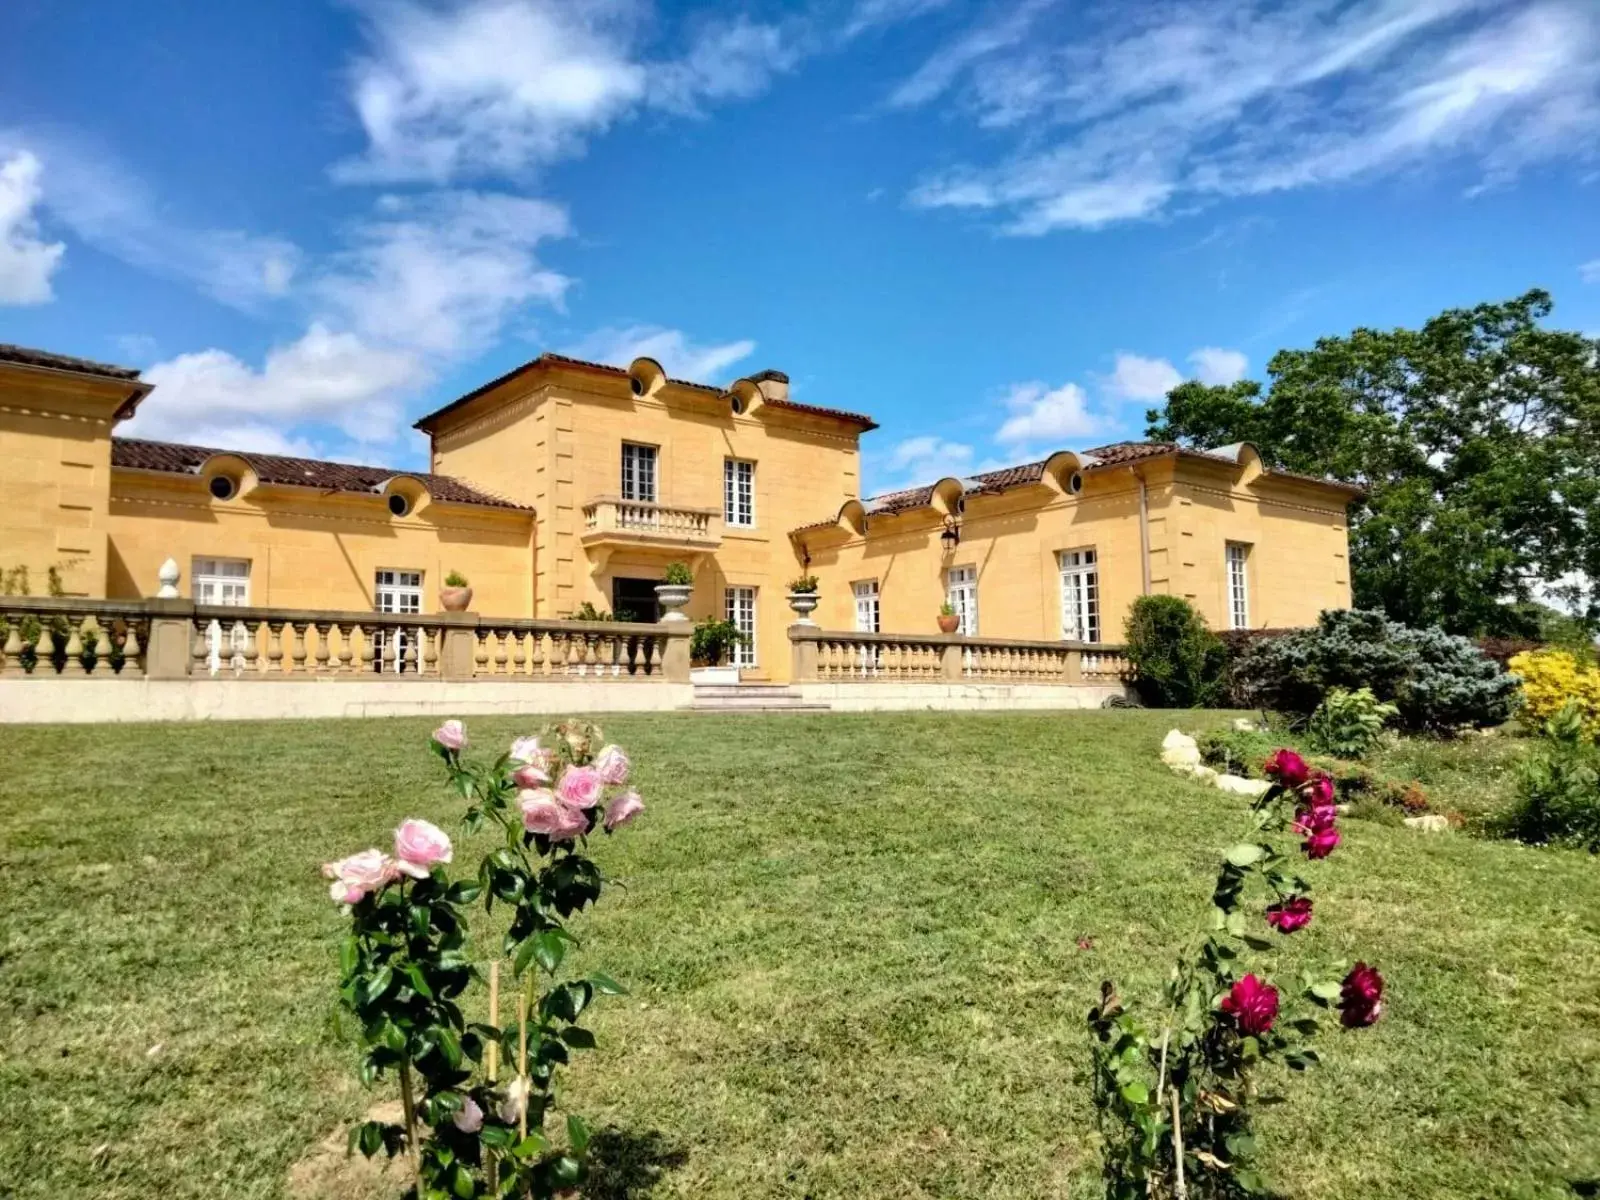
left=414, top=353, right=878, bottom=431
left=0, top=342, right=143, bottom=381
left=111, top=438, right=531, bottom=511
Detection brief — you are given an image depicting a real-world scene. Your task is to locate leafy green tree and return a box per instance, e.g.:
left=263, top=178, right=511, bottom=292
left=1149, top=291, right=1600, bottom=636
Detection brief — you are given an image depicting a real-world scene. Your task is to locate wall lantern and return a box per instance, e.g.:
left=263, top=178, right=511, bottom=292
left=940, top=515, right=962, bottom=552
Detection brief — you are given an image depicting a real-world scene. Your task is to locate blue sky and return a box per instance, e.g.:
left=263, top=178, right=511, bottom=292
left=3, top=0, right=1598, bottom=497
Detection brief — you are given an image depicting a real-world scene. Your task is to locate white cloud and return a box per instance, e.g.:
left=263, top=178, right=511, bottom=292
left=0, top=151, right=65, bottom=305
left=319, top=191, right=571, bottom=357
left=336, top=0, right=799, bottom=184
left=1105, top=353, right=1182, bottom=401
left=126, top=324, right=422, bottom=449
left=1189, top=346, right=1249, bottom=385
left=0, top=132, right=298, bottom=309
left=897, top=0, right=1600, bottom=234
left=867, top=434, right=975, bottom=493
left=996, top=380, right=1103, bottom=445
left=845, top=0, right=954, bottom=40
left=563, top=324, right=755, bottom=383
left=1582, top=258, right=1600, bottom=283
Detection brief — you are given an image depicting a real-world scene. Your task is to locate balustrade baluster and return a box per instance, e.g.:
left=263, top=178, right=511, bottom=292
left=242, top=621, right=262, bottom=673
left=290, top=622, right=309, bottom=674
left=191, top=623, right=209, bottom=676
left=122, top=623, right=143, bottom=674
left=1, top=620, right=22, bottom=674
left=511, top=631, right=527, bottom=676
left=423, top=628, right=439, bottom=676
left=265, top=622, right=285, bottom=672
left=474, top=631, right=490, bottom=677
left=61, top=618, right=86, bottom=676
left=493, top=629, right=509, bottom=675
left=530, top=630, right=546, bottom=676
left=403, top=631, right=420, bottom=675
left=314, top=622, right=332, bottom=673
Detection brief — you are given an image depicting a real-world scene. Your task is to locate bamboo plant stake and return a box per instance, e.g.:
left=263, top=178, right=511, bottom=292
left=487, top=962, right=500, bottom=1193
left=399, top=1061, right=423, bottom=1190
left=517, top=983, right=531, bottom=1139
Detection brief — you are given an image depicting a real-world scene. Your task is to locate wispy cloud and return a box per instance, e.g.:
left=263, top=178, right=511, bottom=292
left=996, top=379, right=1103, bottom=445
left=0, top=151, right=64, bottom=305
left=1188, top=346, right=1249, bottom=385
left=1582, top=258, right=1600, bottom=283
left=894, top=0, right=1600, bottom=234
left=563, top=324, right=756, bottom=383
left=1104, top=353, right=1183, bottom=402
left=335, top=0, right=803, bottom=184
left=865, top=433, right=976, bottom=493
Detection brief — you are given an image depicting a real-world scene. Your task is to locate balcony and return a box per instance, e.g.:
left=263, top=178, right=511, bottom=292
left=580, top=497, right=721, bottom=557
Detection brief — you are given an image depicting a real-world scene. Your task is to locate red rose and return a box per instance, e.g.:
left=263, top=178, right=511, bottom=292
left=1303, top=827, right=1341, bottom=859
left=1304, top=772, right=1335, bottom=808
left=1221, top=973, right=1280, bottom=1035
left=1339, top=963, right=1384, bottom=1028
left=1264, top=896, right=1313, bottom=933
left=1263, top=749, right=1310, bottom=787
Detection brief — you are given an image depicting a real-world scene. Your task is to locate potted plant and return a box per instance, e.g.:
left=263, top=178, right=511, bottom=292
left=938, top=601, right=960, bottom=634
left=440, top=571, right=472, bottom=612
left=655, top=561, right=694, bottom=623
left=690, top=617, right=745, bottom=684
left=786, top=574, right=820, bottom=625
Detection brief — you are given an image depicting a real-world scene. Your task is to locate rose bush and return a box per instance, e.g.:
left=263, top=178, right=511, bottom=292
left=1088, top=750, right=1385, bottom=1198
left=322, top=717, right=644, bottom=1198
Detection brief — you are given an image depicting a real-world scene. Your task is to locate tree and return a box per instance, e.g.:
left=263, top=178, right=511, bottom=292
left=1149, top=291, right=1600, bottom=636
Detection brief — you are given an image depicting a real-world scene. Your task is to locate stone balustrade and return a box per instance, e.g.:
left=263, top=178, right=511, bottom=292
left=580, top=497, right=719, bottom=547
left=789, top=625, right=1132, bottom=685
left=0, top=598, right=690, bottom=682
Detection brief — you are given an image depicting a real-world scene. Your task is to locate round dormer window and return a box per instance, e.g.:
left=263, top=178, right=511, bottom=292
left=209, top=475, right=237, bottom=501
left=630, top=376, right=645, bottom=397
left=1068, top=471, right=1084, bottom=494
left=388, top=493, right=411, bottom=518
left=729, top=393, right=744, bottom=415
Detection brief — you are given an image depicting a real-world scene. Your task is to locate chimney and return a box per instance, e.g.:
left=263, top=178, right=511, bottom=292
left=750, top=368, right=789, bottom=404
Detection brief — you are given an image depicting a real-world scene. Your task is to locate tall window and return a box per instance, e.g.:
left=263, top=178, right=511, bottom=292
left=724, top=459, right=755, bottom=527
left=1058, top=548, right=1100, bottom=642
left=946, top=565, right=978, bottom=636
left=853, top=580, right=880, bottom=633
left=725, top=586, right=757, bottom=668
left=621, top=442, right=657, bottom=503
left=373, top=568, right=423, bottom=673
left=1226, top=542, right=1251, bottom=630
left=193, top=557, right=250, bottom=672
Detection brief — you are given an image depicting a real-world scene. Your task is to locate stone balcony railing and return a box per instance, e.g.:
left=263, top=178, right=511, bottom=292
left=0, top=597, right=690, bottom=681
left=788, top=625, right=1132, bottom=685
left=579, top=497, right=721, bottom=550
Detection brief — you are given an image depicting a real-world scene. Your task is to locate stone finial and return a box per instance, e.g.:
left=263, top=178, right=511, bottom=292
left=156, top=557, right=181, bottom=599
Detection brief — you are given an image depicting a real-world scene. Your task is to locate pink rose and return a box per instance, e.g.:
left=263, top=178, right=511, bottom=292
left=593, top=744, right=631, bottom=786
left=1263, top=749, right=1309, bottom=787
left=512, top=761, right=551, bottom=787
left=1304, top=772, right=1335, bottom=809
left=556, top=765, right=604, bottom=810
left=1264, top=896, right=1313, bottom=933
left=453, top=1096, right=484, bottom=1133
left=509, top=735, right=543, bottom=764
left=604, top=790, right=644, bottom=831
left=1338, top=963, right=1384, bottom=1028
left=548, top=803, right=588, bottom=842
left=519, top=789, right=565, bottom=835
left=1303, top=827, right=1341, bottom=860
left=1221, top=973, right=1279, bottom=1035
left=322, top=848, right=397, bottom=904
left=393, top=818, right=452, bottom=878
left=432, top=720, right=467, bottom=751
left=498, top=1077, right=529, bottom=1125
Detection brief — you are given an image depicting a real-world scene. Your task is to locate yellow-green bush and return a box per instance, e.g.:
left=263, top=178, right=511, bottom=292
left=1510, top=650, right=1600, bottom=738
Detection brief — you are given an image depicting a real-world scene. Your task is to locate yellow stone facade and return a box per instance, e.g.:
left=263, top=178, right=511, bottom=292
left=1, top=345, right=1358, bottom=682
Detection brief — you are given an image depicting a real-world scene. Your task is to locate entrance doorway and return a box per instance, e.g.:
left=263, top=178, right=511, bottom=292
left=612, top=576, right=662, bottom=623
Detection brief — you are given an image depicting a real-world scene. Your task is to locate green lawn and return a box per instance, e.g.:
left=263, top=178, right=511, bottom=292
left=2, top=711, right=1597, bottom=1200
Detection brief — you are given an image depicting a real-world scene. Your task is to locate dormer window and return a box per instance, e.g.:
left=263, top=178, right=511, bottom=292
left=208, top=475, right=237, bottom=501
left=388, top=493, right=411, bottom=518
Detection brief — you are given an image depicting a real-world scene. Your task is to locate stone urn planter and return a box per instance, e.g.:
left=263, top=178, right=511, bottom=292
left=654, top=582, right=692, bottom=622
left=937, top=612, right=960, bottom=634
left=786, top=590, right=819, bottom=625
left=439, top=586, right=473, bottom=612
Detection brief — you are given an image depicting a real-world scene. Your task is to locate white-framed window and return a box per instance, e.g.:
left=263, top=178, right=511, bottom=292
left=1226, top=542, right=1251, bottom=630
left=946, top=565, right=978, bottom=636
left=725, top=586, right=757, bottom=668
left=1058, top=548, right=1100, bottom=643
left=193, top=557, right=250, bottom=672
left=621, top=442, right=657, bottom=503
left=373, top=568, right=424, bottom=673
left=853, top=580, right=880, bottom=633
left=724, top=458, right=755, bottom=527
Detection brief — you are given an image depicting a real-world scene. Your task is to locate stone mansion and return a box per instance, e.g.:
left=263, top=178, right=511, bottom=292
left=0, top=342, right=1358, bottom=682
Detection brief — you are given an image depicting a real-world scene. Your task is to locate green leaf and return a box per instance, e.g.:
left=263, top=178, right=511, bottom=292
left=1226, top=843, right=1264, bottom=867
left=533, top=929, right=569, bottom=975
left=339, top=936, right=360, bottom=976
left=1310, top=981, right=1343, bottom=1003
left=361, top=966, right=394, bottom=1006
left=512, top=936, right=539, bottom=979
left=560, top=1026, right=597, bottom=1049
left=588, top=971, right=628, bottom=996
left=1225, top=910, right=1247, bottom=937
left=478, top=1125, right=514, bottom=1149
left=567, top=1113, right=591, bottom=1155
left=403, top=962, right=434, bottom=1000
left=435, top=1026, right=462, bottom=1069
left=513, top=1133, right=550, bottom=1159
left=1119, top=1080, right=1149, bottom=1106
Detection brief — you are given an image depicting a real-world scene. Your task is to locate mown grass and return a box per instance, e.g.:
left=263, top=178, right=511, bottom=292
left=2, top=711, right=1597, bottom=1200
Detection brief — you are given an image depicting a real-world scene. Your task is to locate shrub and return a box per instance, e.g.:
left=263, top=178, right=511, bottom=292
left=1235, top=609, right=1519, bottom=734
left=1123, top=595, right=1226, bottom=709
left=324, top=718, right=644, bottom=1196
left=444, top=570, right=469, bottom=588
left=1090, top=752, right=1384, bottom=1197
left=1197, top=727, right=1277, bottom=777
left=787, top=574, right=819, bottom=594
left=661, top=561, right=694, bottom=587
left=1509, top=649, right=1600, bottom=739
left=690, top=618, right=745, bottom=665
left=1307, top=686, right=1398, bottom=759
left=1493, top=702, right=1600, bottom=852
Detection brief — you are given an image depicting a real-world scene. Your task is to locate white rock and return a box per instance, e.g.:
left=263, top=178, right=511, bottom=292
left=1161, top=729, right=1198, bottom=753
left=1215, top=774, right=1272, bottom=797
left=1160, top=729, right=1202, bottom=768
left=1232, top=718, right=1260, bottom=732
left=1186, top=764, right=1219, bottom=784
left=1404, top=814, right=1451, bottom=833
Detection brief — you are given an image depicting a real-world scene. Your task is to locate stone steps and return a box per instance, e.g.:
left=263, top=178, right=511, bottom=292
left=687, top=683, right=830, bottom=712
